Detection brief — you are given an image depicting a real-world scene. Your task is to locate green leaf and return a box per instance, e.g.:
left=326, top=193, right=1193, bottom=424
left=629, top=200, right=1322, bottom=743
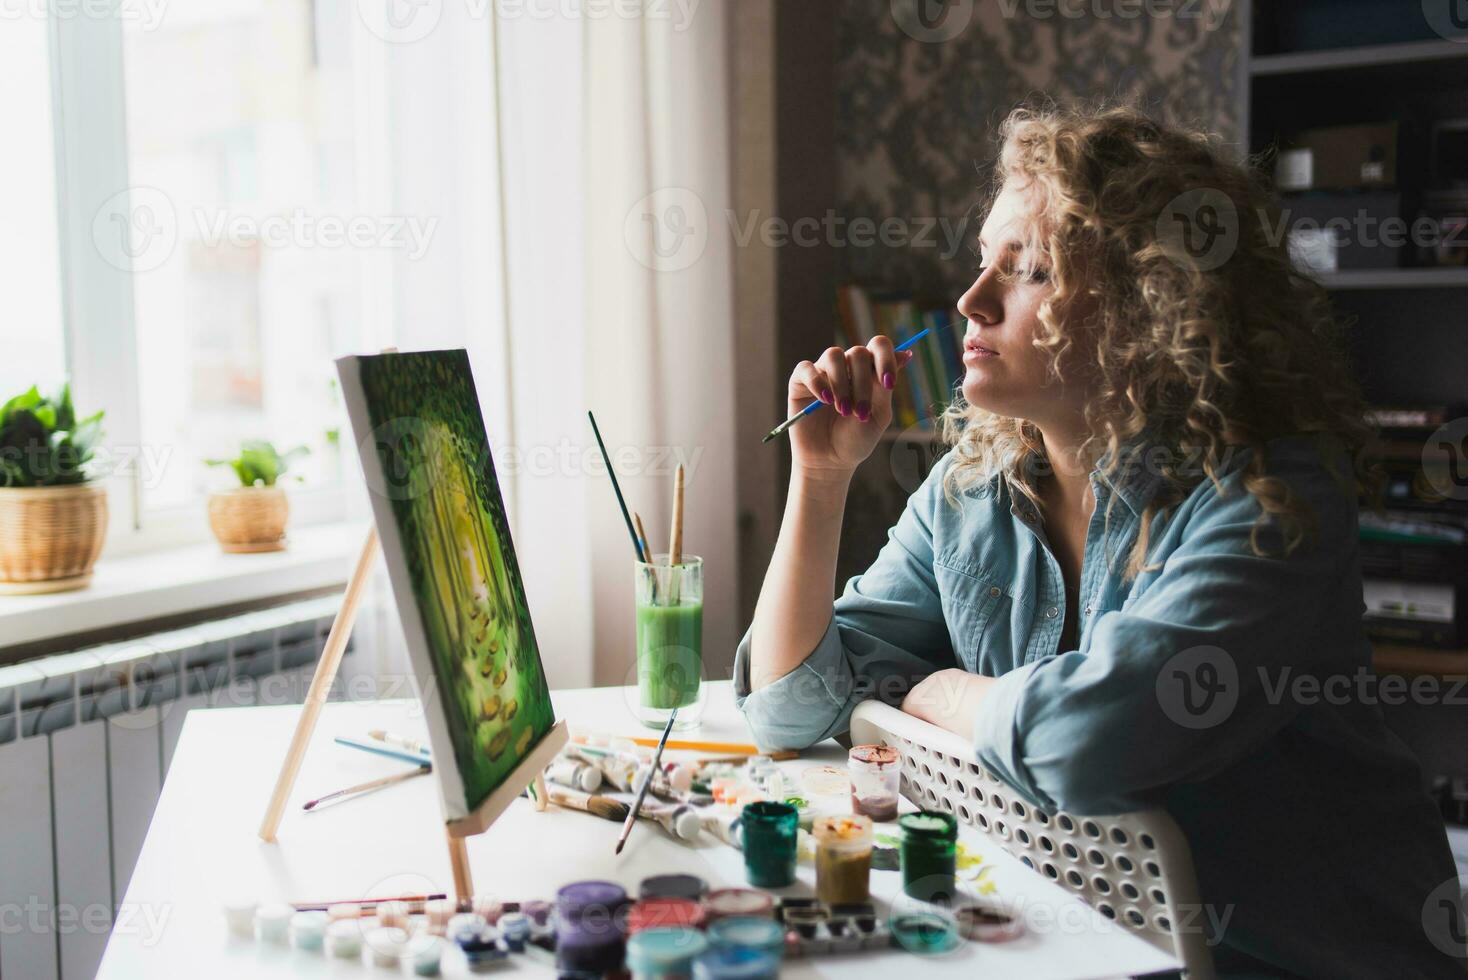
left=54, top=383, right=75, bottom=431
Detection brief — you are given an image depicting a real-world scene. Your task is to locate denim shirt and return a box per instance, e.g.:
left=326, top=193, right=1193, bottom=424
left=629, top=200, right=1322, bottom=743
left=733, top=439, right=1462, bottom=978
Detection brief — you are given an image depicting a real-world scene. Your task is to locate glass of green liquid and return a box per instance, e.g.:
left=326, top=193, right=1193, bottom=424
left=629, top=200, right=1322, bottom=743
left=634, top=553, right=705, bottom=730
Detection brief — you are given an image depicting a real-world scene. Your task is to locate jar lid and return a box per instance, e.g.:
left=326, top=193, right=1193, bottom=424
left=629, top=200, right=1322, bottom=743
left=849, top=744, right=901, bottom=768
left=628, top=898, right=706, bottom=934
left=693, top=946, right=780, bottom=980
left=556, top=880, right=628, bottom=919
left=704, top=888, right=774, bottom=920
left=899, top=810, right=958, bottom=839
left=626, top=927, right=709, bottom=970
left=740, top=801, right=797, bottom=826
left=812, top=814, right=873, bottom=845
left=707, top=916, right=785, bottom=956
left=638, top=873, right=708, bottom=902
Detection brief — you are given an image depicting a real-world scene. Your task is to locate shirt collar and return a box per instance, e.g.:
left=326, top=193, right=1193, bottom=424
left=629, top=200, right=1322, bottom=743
left=1092, top=440, right=1164, bottom=518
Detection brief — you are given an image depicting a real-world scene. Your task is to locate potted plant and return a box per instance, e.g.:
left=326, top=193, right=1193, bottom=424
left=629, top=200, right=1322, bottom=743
left=0, top=385, right=107, bottom=594
left=205, top=441, right=308, bottom=553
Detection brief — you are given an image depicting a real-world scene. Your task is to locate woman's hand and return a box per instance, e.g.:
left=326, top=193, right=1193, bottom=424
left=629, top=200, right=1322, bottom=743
left=901, top=668, right=995, bottom=742
left=787, top=339, right=914, bottom=480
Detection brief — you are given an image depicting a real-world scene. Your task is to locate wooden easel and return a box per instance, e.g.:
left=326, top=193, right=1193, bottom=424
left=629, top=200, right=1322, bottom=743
left=256, top=527, right=567, bottom=899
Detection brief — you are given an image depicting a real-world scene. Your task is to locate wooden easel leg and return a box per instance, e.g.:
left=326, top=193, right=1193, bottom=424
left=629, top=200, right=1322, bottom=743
left=258, top=528, right=380, bottom=842
left=532, top=772, right=549, bottom=813
left=447, top=832, right=474, bottom=901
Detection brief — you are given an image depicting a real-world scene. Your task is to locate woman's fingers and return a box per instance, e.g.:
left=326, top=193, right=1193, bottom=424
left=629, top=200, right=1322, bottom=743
left=869, top=336, right=898, bottom=393
left=816, top=347, right=852, bottom=416
left=846, top=346, right=876, bottom=422
left=790, top=360, right=833, bottom=408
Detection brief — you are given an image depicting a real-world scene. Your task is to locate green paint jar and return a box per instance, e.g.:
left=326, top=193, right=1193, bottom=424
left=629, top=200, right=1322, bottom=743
left=899, top=810, right=958, bottom=902
left=740, top=802, right=799, bottom=888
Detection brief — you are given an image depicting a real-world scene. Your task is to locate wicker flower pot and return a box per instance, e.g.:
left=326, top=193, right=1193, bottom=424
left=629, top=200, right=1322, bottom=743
left=0, top=482, right=109, bottom=594
left=208, top=486, right=289, bottom=553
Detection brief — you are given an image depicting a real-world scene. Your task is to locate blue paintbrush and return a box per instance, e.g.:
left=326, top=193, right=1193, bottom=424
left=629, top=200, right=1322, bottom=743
left=334, top=735, right=432, bottom=767
left=761, top=319, right=963, bottom=443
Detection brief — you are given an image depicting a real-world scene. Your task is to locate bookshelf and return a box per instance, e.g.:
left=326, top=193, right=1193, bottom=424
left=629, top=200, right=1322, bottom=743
left=1374, top=645, right=1468, bottom=679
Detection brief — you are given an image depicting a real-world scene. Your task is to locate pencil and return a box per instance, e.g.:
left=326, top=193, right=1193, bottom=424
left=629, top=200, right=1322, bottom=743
left=615, top=708, right=677, bottom=855
left=761, top=319, right=962, bottom=443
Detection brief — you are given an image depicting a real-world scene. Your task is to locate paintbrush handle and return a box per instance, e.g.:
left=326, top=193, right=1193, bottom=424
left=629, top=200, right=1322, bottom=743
left=763, top=321, right=958, bottom=443
left=616, top=709, right=678, bottom=854
left=303, top=765, right=430, bottom=810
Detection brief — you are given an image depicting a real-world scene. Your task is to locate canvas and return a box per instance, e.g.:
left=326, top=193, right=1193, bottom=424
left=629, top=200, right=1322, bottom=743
left=336, top=349, right=555, bottom=821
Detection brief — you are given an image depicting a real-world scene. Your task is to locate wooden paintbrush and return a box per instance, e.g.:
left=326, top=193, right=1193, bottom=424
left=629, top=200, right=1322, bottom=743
left=666, top=463, right=684, bottom=604
left=303, top=765, right=430, bottom=811
left=545, top=785, right=631, bottom=823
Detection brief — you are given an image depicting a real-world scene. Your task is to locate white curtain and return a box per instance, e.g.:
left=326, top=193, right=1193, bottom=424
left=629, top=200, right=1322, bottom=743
left=386, top=0, right=739, bottom=689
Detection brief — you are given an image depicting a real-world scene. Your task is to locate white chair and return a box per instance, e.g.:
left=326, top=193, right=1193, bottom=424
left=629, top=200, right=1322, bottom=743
left=850, top=699, right=1215, bottom=979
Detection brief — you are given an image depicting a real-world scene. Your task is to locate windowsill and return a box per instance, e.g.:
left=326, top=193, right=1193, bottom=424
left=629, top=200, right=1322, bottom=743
left=0, top=522, right=368, bottom=660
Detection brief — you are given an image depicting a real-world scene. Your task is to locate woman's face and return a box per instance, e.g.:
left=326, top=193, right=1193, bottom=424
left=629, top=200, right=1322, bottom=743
left=956, top=182, right=1090, bottom=431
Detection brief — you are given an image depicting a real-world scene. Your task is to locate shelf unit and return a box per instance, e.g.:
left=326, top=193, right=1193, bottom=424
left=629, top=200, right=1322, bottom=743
left=1242, top=7, right=1468, bottom=674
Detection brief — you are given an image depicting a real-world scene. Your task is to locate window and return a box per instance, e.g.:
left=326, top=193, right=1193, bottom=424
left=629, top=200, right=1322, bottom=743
left=0, top=15, right=67, bottom=398
left=12, top=2, right=499, bottom=555
left=118, top=0, right=363, bottom=513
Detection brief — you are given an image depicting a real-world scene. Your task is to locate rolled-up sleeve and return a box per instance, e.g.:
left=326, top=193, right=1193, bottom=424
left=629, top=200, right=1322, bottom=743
left=733, top=458, right=959, bottom=750
left=972, top=453, right=1357, bottom=816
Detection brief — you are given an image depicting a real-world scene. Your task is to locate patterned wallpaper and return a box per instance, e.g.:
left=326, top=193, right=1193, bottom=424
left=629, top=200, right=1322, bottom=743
left=831, top=0, right=1243, bottom=588
left=834, top=0, right=1243, bottom=303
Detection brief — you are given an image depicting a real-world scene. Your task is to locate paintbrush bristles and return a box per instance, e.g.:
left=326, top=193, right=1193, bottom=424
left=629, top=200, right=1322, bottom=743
left=547, top=786, right=630, bottom=823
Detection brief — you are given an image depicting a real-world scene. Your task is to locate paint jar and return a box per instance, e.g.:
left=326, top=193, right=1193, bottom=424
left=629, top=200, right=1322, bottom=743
left=407, top=934, right=447, bottom=976
left=899, top=809, right=958, bottom=902
left=634, top=553, right=706, bottom=730
left=692, top=947, right=780, bottom=980
left=739, top=801, right=799, bottom=888
left=890, top=907, right=959, bottom=955
left=706, top=916, right=785, bottom=960
left=626, top=927, right=709, bottom=980
left=703, top=889, right=773, bottom=924
left=813, top=814, right=874, bottom=906
left=362, top=925, right=409, bottom=968
left=629, top=898, right=706, bottom=935
left=848, top=745, right=901, bottom=821
left=497, top=912, right=531, bottom=951
left=287, top=910, right=328, bottom=951
left=639, top=873, right=708, bottom=902
left=252, top=903, right=293, bottom=944
left=324, top=919, right=363, bottom=958
left=222, top=899, right=257, bottom=939
left=556, top=881, right=629, bottom=977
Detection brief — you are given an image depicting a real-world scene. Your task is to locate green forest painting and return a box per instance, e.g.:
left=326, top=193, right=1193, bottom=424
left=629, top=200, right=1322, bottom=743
left=354, top=350, right=554, bottom=813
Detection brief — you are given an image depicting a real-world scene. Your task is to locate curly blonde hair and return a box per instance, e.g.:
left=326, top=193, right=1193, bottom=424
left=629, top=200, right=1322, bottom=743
left=939, top=104, right=1372, bottom=576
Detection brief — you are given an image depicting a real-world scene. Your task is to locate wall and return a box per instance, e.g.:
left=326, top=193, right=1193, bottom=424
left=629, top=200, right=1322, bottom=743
left=834, top=0, right=1244, bottom=303
left=830, top=0, right=1245, bottom=586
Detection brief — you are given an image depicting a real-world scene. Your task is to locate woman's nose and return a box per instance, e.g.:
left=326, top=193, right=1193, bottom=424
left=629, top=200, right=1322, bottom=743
left=957, top=269, right=999, bottom=326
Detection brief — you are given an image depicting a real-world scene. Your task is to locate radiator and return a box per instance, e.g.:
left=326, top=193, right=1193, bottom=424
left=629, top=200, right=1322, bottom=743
left=0, top=595, right=364, bottom=980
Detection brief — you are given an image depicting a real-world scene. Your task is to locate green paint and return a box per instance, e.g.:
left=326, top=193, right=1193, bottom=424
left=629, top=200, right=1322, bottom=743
left=741, top=802, right=798, bottom=888
left=635, top=598, right=703, bottom=709
left=899, top=810, right=958, bottom=902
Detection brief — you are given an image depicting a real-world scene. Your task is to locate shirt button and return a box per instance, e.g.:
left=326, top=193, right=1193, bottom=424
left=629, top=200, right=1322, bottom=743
left=1045, top=606, right=1059, bottom=619
left=1084, top=604, right=1093, bottom=616
left=989, top=586, right=1001, bottom=598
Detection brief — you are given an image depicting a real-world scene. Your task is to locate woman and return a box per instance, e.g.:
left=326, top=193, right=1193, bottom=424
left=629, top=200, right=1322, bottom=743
left=734, top=106, right=1461, bottom=978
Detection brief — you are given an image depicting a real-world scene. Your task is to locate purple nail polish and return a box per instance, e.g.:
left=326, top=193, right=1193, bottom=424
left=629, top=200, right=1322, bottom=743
left=837, top=397, right=851, bottom=416
left=856, top=401, right=871, bottom=422
left=819, top=388, right=833, bottom=404
left=882, top=372, right=894, bottom=390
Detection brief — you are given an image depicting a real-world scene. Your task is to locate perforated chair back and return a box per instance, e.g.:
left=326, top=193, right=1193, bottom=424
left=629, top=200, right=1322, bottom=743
left=850, top=699, right=1215, bottom=979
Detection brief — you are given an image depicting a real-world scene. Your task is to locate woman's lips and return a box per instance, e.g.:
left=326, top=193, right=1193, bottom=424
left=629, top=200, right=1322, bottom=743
left=963, top=338, right=998, bottom=362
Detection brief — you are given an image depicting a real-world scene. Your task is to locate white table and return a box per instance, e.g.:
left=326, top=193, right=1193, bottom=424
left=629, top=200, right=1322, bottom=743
left=97, top=682, right=1178, bottom=979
